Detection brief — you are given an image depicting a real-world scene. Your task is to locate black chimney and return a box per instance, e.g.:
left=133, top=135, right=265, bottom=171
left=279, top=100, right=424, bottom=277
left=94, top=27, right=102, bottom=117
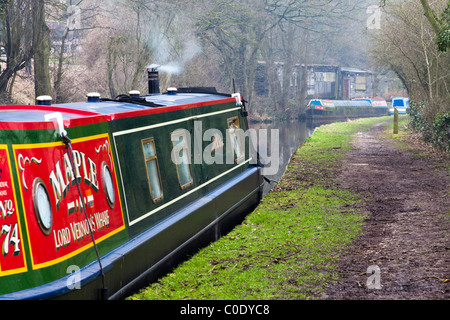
left=146, top=64, right=160, bottom=95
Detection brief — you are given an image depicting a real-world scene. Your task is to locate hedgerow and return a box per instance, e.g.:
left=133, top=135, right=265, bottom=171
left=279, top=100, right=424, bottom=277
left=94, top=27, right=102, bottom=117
left=409, top=100, right=450, bottom=152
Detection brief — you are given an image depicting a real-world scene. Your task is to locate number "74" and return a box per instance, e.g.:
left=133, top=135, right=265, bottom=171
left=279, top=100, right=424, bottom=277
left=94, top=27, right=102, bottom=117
left=1, top=223, right=21, bottom=257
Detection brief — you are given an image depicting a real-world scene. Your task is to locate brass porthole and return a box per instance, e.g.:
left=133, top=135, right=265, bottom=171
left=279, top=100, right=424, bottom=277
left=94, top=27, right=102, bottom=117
left=32, top=178, right=53, bottom=236
left=102, top=162, right=115, bottom=209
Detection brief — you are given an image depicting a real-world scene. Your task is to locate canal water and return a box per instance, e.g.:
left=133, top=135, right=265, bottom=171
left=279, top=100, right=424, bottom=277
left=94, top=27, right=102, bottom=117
left=249, top=119, right=327, bottom=194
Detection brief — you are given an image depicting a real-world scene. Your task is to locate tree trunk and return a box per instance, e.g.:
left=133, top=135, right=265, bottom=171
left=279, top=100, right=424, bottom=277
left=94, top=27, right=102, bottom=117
left=106, top=37, right=119, bottom=98
left=419, top=0, right=441, bottom=35
left=280, top=24, right=295, bottom=113
left=33, top=0, right=52, bottom=98
left=296, top=30, right=309, bottom=112
left=54, top=28, right=69, bottom=103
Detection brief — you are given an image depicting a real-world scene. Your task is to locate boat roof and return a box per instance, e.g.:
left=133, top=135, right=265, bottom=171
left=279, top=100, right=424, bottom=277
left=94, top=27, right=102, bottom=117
left=0, top=91, right=233, bottom=124
left=308, top=99, right=372, bottom=107
left=340, top=67, right=374, bottom=74
left=353, top=98, right=386, bottom=101
left=392, top=97, right=409, bottom=100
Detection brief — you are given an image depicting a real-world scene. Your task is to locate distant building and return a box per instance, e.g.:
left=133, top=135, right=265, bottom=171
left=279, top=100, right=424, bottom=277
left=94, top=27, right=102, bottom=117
left=302, top=64, right=341, bottom=100
left=339, top=67, right=376, bottom=100
left=255, top=62, right=377, bottom=101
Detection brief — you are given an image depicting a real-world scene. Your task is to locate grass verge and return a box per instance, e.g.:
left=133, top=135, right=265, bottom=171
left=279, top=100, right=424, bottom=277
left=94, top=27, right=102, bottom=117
left=382, top=115, right=412, bottom=148
left=128, top=116, right=393, bottom=300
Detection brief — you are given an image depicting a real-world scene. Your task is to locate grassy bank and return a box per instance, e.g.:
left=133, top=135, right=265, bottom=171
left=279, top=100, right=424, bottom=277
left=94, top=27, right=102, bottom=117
left=128, top=116, right=394, bottom=300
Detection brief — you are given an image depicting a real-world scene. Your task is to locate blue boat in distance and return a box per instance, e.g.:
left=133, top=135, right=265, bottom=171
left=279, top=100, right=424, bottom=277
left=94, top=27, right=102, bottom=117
left=390, top=97, right=409, bottom=115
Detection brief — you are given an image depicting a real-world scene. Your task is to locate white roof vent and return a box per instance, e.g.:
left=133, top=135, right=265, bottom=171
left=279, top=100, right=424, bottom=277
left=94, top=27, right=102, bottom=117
left=36, top=95, right=52, bottom=106
left=167, top=87, right=177, bottom=95
left=129, top=90, right=141, bottom=97
left=87, top=92, right=101, bottom=103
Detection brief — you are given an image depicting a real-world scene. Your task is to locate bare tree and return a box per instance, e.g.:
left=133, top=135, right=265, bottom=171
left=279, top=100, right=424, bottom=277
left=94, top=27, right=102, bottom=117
left=370, top=0, right=449, bottom=101
left=381, top=0, right=449, bottom=52
left=196, top=0, right=281, bottom=110
left=48, top=0, right=101, bottom=102
left=0, top=0, right=34, bottom=103
left=105, top=0, right=183, bottom=97
left=370, top=0, right=449, bottom=150
left=196, top=0, right=363, bottom=113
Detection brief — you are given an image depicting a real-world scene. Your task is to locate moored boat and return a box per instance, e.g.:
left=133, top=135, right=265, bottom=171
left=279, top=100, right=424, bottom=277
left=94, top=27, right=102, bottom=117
left=389, top=97, right=409, bottom=115
left=306, top=99, right=389, bottom=119
left=353, top=97, right=388, bottom=108
left=0, top=66, right=264, bottom=299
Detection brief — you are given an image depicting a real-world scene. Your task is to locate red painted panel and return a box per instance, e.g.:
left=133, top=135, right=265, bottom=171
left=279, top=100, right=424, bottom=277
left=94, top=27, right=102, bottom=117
left=0, top=146, right=27, bottom=276
left=13, top=134, right=125, bottom=269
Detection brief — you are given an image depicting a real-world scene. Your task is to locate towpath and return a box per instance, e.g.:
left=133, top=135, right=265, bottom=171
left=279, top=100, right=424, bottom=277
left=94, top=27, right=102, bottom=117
left=322, top=122, right=449, bottom=300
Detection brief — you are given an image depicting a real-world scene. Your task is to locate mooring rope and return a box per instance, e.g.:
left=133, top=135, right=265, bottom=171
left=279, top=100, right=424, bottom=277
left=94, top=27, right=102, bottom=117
left=61, top=133, right=107, bottom=299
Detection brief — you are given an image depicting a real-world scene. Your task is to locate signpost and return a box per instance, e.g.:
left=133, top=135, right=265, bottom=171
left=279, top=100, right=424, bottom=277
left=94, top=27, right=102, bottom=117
left=393, top=108, right=399, bottom=134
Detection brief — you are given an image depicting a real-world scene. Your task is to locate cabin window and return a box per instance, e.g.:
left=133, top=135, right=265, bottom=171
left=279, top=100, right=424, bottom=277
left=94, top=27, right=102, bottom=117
left=228, top=117, right=245, bottom=163
left=393, top=100, right=404, bottom=107
left=142, top=139, right=164, bottom=202
left=171, top=131, right=194, bottom=189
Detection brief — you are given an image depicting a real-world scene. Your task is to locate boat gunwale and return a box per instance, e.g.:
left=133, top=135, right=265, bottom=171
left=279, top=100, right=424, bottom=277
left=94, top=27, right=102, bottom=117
left=0, top=97, right=237, bottom=131
left=107, top=96, right=237, bottom=121
left=0, top=166, right=262, bottom=300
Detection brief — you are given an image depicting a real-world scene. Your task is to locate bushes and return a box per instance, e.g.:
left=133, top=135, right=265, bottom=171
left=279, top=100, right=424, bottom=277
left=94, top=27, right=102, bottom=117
left=409, top=100, right=450, bottom=151
left=433, top=112, right=450, bottom=151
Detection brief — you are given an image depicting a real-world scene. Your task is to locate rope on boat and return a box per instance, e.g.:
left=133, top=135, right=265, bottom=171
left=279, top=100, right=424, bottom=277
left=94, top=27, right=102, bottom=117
left=45, top=113, right=107, bottom=298
left=61, top=133, right=108, bottom=300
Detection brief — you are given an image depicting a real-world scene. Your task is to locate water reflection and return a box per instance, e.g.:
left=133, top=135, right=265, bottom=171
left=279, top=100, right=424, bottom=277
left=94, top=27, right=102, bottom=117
left=249, top=119, right=335, bottom=194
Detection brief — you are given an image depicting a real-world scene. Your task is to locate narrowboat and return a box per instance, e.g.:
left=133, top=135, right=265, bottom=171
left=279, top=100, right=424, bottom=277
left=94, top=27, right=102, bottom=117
left=389, top=97, right=409, bottom=115
left=305, top=99, right=389, bottom=119
left=0, top=65, right=264, bottom=299
left=353, top=98, right=388, bottom=108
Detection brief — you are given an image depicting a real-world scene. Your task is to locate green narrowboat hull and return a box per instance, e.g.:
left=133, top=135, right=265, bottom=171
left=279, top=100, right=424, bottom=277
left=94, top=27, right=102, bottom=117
left=0, top=90, right=264, bottom=299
